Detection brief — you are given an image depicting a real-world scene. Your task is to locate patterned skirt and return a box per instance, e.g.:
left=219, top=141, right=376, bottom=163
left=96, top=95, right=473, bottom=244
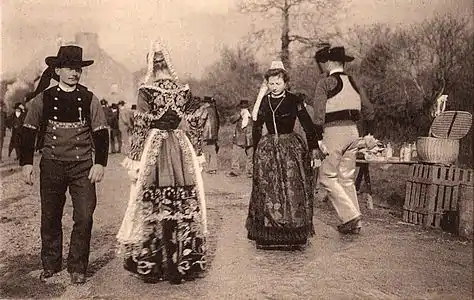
left=246, top=133, right=315, bottom=250
left=118, top=129, right=207, bottom=284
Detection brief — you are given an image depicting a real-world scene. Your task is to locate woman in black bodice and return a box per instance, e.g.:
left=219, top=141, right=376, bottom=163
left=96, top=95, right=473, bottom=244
left=246, top=62, right=321, bottom=250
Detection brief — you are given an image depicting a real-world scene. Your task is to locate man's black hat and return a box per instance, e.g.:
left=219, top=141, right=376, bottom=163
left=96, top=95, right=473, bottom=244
left=45, top=45, right=94, bottom=68
left=315, top=46, right=354, bottom=63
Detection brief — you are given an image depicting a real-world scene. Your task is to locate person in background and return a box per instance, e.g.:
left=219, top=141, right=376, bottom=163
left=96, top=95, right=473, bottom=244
left=100, top=99, right=108, bottom=109
left=7, top=102, right=27, bottom=160
left=19, top=45, right=109, bottom=284
left=0, top=101, right=7, bottom=162
left=312, top=46, right=375, bottom=235
left=118, top=100, right=133, bottom=154
left=109, top=103, right=121, bottom=153
left=201, top=96, right=220, bottom=174
left=228, top=99, right=253, bottom=178
left=100, top=99, right=115, bottom=153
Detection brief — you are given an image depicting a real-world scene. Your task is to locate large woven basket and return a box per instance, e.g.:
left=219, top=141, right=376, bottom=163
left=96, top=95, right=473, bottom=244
left=416, top=137, right=459, bottom=165
left=417, top=111, right=472, bottom=165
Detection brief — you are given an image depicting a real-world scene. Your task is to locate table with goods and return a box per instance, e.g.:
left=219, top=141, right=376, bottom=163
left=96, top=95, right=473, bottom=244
left=353, top=110, right=473, bottom=239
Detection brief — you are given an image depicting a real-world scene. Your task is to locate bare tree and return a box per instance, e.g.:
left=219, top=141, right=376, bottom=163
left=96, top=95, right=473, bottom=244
left=381, top=14, right=471, bottom=118
left=343, top=23, right=393, bottom=62
left=238, top=0, right=345, bottom=69
left=342, top=13, right=472, bottom=143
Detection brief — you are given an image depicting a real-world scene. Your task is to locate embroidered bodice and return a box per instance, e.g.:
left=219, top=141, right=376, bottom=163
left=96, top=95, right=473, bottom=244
left=127, top=79, right=208, bottom=161
left=138, top=79, right=196, bottom=123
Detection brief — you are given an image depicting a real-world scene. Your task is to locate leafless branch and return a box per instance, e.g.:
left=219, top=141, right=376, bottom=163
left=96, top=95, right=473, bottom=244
left=238, top=0, right=285, bottom=12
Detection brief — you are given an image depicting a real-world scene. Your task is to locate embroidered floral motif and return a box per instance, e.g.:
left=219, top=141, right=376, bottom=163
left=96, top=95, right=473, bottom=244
left=131, top=185, right=206, bottom=277
left=127, top=112, right=154, bottom=161
left=139, top=79, right=190, bottom=120
left=182, top=105, right=208, bottom=156
left=246, top=133, right=314, bottom=246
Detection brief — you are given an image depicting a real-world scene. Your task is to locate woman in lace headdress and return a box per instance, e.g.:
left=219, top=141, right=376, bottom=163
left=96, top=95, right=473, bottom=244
left=117, top=40, right=208, bottom=284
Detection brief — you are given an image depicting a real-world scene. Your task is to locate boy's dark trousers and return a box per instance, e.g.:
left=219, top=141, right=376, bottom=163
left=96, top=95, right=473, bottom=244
left=39, top=158, right=97, bottom=275
left=8, top=131, right=21, bottom=159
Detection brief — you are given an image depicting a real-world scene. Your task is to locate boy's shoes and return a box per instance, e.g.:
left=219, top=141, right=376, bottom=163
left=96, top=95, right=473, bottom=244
left=39, top=269, right=58, bottom=282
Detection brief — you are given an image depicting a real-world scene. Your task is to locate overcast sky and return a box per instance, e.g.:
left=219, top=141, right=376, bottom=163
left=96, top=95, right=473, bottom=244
left=1, top=0, right=472, bottom=78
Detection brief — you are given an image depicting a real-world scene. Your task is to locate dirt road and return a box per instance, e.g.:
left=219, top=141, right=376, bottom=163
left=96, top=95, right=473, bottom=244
left=0, top=153, right=472, bottom=299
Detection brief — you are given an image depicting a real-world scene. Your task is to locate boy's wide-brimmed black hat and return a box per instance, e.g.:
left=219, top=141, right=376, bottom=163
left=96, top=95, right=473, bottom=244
left=315, top=46, right=354, bottom=63
left=45, top=45, right=94, bottom=68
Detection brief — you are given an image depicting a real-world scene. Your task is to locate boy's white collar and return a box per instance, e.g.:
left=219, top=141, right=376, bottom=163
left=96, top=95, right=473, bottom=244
left=58, top=82, right=76, bottom=92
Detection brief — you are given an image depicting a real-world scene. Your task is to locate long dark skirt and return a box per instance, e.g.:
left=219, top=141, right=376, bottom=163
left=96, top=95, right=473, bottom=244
left=246, top=133, right=315, bottom=250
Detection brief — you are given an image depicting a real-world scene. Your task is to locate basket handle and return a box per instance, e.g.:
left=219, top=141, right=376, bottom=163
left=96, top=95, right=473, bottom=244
left=447, top=111, right=458, bottom=138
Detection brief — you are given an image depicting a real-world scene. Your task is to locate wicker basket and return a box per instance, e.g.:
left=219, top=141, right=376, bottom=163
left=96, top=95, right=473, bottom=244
left=416, top=137, right=459, bottom=165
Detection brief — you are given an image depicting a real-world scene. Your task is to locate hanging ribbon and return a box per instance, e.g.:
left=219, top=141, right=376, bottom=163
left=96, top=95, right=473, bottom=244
left=251, top=81, right=269, bottom=121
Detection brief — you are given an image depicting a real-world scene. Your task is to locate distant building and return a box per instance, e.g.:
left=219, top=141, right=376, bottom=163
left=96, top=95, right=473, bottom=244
left=72, top=32, right=135, bottom=105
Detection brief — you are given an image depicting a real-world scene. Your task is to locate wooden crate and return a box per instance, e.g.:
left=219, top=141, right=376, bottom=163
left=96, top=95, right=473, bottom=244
left=458, top=169, right=474, bottom=239
left=403, top=164, right=469, bottom=228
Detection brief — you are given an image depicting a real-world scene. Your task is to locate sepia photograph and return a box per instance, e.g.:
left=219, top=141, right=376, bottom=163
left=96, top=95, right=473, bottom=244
left=0, top=0, right=473, bottom=299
